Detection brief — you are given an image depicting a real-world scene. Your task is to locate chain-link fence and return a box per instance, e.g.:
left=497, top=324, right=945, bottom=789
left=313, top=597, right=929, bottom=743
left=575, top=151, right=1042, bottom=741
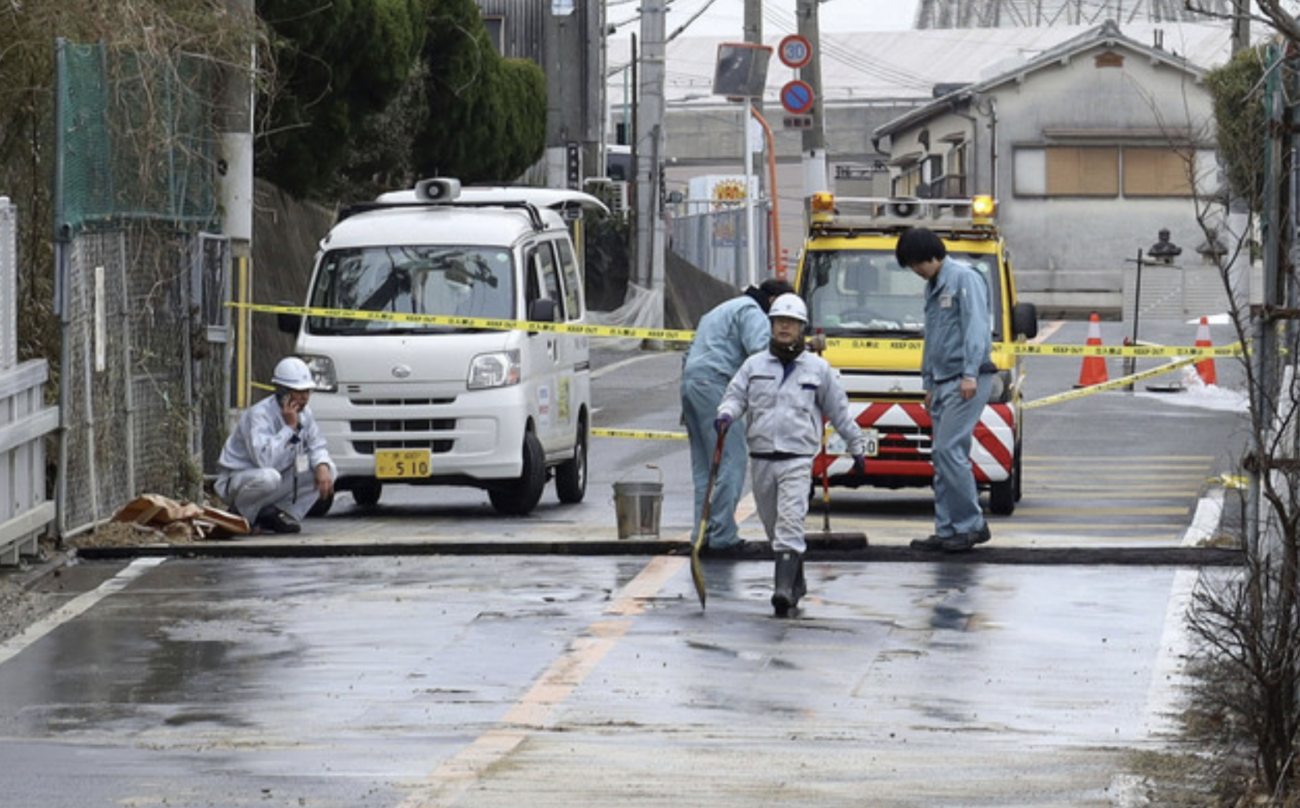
left=54, top=39, right=229, bottom=537
left=668, top=203, right=773, bottom=288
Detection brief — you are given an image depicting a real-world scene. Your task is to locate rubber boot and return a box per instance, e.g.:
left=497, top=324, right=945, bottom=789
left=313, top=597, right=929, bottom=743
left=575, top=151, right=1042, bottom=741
left=771, top=551, right=802, bottom=617
left=794, top=555, right=807, bottom=603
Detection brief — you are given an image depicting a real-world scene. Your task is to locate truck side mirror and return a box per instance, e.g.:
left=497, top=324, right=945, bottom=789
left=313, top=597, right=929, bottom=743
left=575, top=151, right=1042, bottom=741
left=1013, top=301, right=1038, bottom=340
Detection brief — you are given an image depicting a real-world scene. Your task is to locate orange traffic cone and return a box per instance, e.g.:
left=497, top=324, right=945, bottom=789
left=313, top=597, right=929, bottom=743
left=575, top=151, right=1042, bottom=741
left=1194, top=316, right=1217, bottom=386
left=1076, top=312, right=1108, bottom=387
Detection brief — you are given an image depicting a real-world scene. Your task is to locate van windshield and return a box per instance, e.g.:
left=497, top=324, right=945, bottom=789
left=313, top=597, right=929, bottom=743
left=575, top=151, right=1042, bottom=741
left=306, top=245, right=515, bottom=334
left=803, top=249, right=1002, bottom=338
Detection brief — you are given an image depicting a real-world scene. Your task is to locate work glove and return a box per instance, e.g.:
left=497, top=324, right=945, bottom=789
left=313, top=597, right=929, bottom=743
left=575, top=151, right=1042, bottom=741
left=713, top=413, right=733, bottom=434
left=852, top=454, right=867, bottom=475
left=806, top=333, right=827, bottom=354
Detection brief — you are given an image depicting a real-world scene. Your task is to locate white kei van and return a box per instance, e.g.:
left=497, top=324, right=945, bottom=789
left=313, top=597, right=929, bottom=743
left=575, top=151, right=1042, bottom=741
left=279, top=179, right=607, bottom=516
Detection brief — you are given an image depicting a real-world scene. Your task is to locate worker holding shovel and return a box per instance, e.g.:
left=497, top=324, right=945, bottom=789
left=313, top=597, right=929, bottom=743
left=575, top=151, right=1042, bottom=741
left=715, top=294, right=867, bottom=617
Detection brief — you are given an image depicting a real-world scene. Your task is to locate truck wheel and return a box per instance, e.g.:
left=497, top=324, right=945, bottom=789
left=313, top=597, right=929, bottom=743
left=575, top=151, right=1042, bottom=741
left=307, top=493, right=334, bottom=518
left=352, top=479, right=382, bottom=508
left=489, top=431, right=546, bottom=515
left=989, top=448, right=1019, bottom=516
left=1013, top=448, right=1023, bottom=502
left=555, top=419, right=588, bottom=504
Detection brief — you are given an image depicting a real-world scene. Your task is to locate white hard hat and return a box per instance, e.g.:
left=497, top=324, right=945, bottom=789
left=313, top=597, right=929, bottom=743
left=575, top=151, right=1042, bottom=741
left=768, top=293, right=808, bottom=324
left=271, top=357, right=315, bottom=391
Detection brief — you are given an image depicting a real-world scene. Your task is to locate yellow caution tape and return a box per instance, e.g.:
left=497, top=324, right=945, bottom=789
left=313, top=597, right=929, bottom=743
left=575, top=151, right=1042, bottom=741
left=591, top=427, right=687, bottom=441
left=228, top=301, right=695, bottom=343
left=230, top=301, right=1242, bottom=358
left=830, top=337, right=1241, bottom=358
left=1011, top=341, right=1242, bottom=359
left=1208, top=473, right=1249, bottom=490
left=1023, top=356, right=1197, bottom=409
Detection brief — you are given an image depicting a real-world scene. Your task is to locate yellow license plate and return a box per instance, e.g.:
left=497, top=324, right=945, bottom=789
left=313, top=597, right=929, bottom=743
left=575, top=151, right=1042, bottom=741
left=375, top=449, right=431, bottom=479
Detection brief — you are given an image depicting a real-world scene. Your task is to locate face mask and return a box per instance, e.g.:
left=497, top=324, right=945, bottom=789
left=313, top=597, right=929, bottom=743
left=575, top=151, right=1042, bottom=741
left=769, top=336, right=804, bottom=364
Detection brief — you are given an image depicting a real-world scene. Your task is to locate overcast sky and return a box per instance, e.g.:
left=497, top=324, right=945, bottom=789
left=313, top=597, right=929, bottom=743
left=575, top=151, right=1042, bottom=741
left=607, top=0, right=920, bottom=40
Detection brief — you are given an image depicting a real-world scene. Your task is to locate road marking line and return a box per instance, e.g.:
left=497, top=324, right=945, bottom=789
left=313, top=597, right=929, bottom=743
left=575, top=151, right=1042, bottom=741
left=399, top=553, right=687, bottom=808
left=1141, top=489, right=1226, bottom=741
left=0, top=557, right=166, bottom=668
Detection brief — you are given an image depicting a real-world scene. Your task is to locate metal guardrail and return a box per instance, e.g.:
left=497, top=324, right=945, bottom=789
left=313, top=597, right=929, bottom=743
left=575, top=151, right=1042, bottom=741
left=0, top=198, right=55, bottom=565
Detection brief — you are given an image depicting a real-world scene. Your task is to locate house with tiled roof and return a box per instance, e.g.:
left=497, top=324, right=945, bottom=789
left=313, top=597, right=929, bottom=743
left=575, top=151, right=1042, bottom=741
left=871, top=20, right=1233, bottom=316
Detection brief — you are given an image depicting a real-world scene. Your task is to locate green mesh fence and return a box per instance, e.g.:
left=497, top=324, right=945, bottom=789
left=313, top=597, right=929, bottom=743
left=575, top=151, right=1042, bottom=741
left=55, top=39, right=219, bottom=236
left=53, top=38, right=229, bottom=535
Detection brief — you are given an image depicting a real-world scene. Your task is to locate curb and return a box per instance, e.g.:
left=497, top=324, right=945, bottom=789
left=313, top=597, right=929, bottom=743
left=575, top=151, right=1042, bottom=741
left=72, top=540, right=1243, bottom=567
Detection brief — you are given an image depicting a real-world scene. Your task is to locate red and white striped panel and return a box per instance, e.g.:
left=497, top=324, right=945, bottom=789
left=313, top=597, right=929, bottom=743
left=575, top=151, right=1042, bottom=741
left=819, top=401, right=1015, bottom=482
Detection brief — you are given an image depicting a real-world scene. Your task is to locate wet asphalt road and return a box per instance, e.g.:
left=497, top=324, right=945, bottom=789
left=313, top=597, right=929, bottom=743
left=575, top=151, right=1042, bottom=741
left=0, top=555, right=1206, bottom=807
left=0, top=318, right=1249, bottom=807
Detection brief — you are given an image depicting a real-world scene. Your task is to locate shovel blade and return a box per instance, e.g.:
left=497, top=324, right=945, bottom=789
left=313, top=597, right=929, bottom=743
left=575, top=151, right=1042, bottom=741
left=690, top=519, right=708, bottom=609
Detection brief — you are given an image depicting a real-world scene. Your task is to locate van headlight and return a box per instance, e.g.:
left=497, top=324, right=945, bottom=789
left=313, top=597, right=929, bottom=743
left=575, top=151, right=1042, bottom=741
left=301, top=355, right=337, bottom=393
left=468, top=350, right=521, bottom=389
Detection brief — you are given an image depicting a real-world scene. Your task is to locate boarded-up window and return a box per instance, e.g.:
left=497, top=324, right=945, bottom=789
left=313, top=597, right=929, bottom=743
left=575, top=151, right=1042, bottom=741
left=894, top=164, right=923, bottom=197
left=1046, top=147, right=1119, bottom=196
left=1123, top=148, right=1193, bottom=196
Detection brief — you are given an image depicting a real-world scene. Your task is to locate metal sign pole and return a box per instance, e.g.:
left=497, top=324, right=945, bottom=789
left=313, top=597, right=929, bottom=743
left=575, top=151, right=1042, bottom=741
left=744, top=105, right=757, bottom=288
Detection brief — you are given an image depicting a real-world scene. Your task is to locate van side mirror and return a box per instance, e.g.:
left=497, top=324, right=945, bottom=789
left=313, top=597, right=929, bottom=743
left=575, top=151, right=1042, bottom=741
left=1013, top=301, right=1038, bottom=340
left=527, top=298, right=557, bottom=330
left=277, top=300, right=302, bottom=335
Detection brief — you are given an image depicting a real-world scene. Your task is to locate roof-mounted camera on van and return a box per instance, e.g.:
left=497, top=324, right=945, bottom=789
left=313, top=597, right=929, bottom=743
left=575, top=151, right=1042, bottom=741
left=415, top=178, right=461, bottom=202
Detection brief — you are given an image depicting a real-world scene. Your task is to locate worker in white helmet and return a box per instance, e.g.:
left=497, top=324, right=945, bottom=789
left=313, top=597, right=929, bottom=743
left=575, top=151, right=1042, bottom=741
left=715, top=294, right=867, bottom=617
left=216, top=357, right=336, bottom=534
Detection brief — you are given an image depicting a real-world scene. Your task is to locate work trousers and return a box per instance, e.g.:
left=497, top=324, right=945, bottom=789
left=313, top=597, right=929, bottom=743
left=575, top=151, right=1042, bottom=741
left=216, top=466, right=320, bottom=524
left=751, top=454, right=813, bottom=554
left=682, top=374, right=748, bottom=548
left=928, top=374, right=994, bottom=536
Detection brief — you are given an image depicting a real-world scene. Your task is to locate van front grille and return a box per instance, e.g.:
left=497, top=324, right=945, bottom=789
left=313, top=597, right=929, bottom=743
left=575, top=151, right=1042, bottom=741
left=353, top=439, right=454, bottom=455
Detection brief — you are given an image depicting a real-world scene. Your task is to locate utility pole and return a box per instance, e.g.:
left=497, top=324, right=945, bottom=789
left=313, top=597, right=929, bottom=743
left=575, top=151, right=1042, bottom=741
left=545, top=0, right=583, bottom=190
left=634, top=0, right=666, bottom=318
left=220, top=0, right=255, bottom=409
left=1231, top=0, right=1249, bottom=55
left=797, top=0, right=828, bottom=196
left=743, top=0, right=762, bottom=288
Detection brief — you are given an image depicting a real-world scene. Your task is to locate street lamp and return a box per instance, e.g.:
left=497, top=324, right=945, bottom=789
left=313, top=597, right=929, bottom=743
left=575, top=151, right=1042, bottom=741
left=1125, top=229, right=1181, bottom=384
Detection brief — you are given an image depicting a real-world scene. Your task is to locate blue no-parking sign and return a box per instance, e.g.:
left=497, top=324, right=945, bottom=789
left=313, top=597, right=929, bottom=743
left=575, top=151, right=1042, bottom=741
left=781, top=80, right=814, bottom=115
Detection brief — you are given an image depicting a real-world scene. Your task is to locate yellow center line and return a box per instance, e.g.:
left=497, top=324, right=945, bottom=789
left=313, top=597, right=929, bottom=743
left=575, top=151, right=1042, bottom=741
left=398, top=548, right=690, bottom=808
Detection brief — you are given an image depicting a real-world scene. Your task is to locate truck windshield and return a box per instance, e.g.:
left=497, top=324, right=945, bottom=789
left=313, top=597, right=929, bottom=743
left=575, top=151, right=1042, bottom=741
left=306, top=245, right=515, bottom=334
left=804, top=249, right=1001, bottom=338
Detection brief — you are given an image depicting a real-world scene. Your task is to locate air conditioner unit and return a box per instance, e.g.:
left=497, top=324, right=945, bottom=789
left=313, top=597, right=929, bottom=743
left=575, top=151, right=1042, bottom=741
left=585, top=178, right=630, bottom=218
left=887, top=198, right=923, bottom=219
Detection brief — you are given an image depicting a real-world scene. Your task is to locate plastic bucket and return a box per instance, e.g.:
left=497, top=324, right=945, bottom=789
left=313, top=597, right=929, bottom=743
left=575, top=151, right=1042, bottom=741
left=613, top=480, right=663, bottom=539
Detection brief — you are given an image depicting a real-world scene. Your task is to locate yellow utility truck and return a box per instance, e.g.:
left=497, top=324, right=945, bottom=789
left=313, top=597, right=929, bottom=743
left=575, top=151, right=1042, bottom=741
left=793, top=193, right=1038, bottom=515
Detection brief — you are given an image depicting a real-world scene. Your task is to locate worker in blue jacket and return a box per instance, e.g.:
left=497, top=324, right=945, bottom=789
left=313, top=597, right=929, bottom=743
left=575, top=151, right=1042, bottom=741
left=896, top=227, right=995, bottom=553
left=680, top=278, right=793, bottom=552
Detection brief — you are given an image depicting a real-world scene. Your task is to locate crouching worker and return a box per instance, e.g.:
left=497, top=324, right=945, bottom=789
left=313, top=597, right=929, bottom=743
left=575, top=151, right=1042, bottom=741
left=715, top=294, right=866, bottom=617
left=216, top=357, right=336, bottom=534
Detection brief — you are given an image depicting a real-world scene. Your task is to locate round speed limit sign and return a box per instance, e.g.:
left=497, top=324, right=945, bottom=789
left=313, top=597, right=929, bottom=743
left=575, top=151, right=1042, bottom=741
left=778, top=34, right=812, bottom=69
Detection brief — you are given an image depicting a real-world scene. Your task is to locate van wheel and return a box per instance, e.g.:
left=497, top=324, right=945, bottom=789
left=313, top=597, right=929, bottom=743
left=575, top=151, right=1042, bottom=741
left=307, top=493, right=334, bottom=518
left=489, top=431, right=546, bottom=515
left=555, top=420, right=588, bottom=504
left=352, top=479, right=382, bottom=508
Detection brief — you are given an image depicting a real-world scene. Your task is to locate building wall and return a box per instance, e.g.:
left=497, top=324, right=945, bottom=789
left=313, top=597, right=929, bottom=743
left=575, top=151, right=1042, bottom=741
left=987, top=44, right=1218, bottom=313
